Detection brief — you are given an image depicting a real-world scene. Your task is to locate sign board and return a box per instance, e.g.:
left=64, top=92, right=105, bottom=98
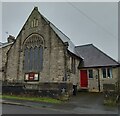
left=24, top=72, right=39, bottom=81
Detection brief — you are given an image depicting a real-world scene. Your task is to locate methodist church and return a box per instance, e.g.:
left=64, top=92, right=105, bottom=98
left=0, top=7, right=119, bottom=97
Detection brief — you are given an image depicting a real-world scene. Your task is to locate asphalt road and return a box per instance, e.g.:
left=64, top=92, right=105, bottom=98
left=2, top=104, right=69, bottom=114
left=52, top=92, right=118, bottom=114
left=2, top=92, right=119, bottom=114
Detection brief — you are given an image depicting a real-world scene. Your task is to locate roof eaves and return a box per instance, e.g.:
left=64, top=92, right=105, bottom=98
left=79, top=65, right=120, bottom=69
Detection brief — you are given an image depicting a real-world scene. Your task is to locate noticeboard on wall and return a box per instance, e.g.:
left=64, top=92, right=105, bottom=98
left=24, top=72, right=39, bottom=82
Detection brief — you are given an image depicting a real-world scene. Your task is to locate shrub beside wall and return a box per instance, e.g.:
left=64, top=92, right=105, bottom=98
left=103, top=84, right=118, bottom=105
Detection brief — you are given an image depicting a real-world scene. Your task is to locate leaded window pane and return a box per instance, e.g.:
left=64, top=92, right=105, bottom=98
left=34, top=47, right=39, bottom=70
left=24, top=48, right=29, bottom=71
left=39, top=46, right=43, bottom=71
left=29, top=48, right=34, bottom=70
left=24, top=34, right=44, bottom=72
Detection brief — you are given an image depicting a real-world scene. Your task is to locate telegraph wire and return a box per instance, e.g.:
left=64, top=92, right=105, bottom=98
left=66, top=2, right=117, bottom=38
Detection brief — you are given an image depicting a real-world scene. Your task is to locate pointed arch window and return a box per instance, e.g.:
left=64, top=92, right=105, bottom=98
left=24, top=48, right=29, bottom=71
left=29, top=47, right=34, bottom=70
left=39, top=46, right=43, bottom=70
left=23, top=34, right=44, bottom=72
left=34, top=47, right=38, bottom=70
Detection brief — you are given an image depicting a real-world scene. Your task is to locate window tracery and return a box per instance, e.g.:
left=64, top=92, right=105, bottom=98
left=24, top=34, right=44, bottom=72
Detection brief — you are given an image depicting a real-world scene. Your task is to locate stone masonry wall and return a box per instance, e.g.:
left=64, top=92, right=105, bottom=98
left=99, top=67, right=118, bottom=92
left=79, top=67, right=118, bottom=92
left=0, top=44, right=12, bottom=81
left=68, top=56, right=80, bottom=88
left=5, top=8, right=67, bottom=84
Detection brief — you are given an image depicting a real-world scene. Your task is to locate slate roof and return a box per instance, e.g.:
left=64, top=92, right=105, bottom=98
left=41, top=14, right=81, bottom=58
left=75, top=44, right=120, bottom=68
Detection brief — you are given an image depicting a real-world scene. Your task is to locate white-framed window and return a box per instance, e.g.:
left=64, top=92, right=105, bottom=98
left=107, top=68, right=112, bottom=78
left=88, top=69, right=93, bottom=78
left=102, top=68, right=112, bottom=78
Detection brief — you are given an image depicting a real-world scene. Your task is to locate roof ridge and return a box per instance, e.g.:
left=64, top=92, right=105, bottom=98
left=92, top=45, right=120, bottom=65
left=76, top=43, right=119, bottom=64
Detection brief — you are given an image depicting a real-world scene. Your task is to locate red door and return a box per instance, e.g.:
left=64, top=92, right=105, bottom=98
left=80, top=70, right=88, bottom=88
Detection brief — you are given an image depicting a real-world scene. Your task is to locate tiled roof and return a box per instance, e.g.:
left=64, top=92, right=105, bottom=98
left=75, top=44, right=120, bottom=67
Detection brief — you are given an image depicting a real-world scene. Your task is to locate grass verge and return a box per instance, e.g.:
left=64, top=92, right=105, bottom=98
left=1, top=94, right=62, bottom=104
left=103, top=100, right=117, bottom=106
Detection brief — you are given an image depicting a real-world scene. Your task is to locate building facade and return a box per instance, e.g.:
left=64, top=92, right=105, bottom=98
left=75, top=44, right=120, bottom=92
left=1, top=7, right=119, bottom=95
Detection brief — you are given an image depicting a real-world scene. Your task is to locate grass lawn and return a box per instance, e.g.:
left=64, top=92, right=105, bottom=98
left=1, top=94, right=62, bottom=104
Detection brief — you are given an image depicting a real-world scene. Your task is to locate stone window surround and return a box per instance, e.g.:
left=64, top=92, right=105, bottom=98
left=23, top=34, right=44, bottom=72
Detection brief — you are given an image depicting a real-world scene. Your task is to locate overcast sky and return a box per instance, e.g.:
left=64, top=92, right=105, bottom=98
left=2, top=2, right=118, bottom=61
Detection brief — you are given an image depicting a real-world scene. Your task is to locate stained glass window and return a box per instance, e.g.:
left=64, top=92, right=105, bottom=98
left=34, top=47, right=39, bottom=70
left=24, top=48, right=29, bottom=71
left=29, top=48, right=34, bottom=70
left=39, top=46, right=43, bottom=71
left=24, top=34, right=44, bottom=72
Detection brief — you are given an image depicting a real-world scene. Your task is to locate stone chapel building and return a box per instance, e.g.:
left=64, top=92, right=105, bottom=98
left=0, top=7, right=119, bottom=96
